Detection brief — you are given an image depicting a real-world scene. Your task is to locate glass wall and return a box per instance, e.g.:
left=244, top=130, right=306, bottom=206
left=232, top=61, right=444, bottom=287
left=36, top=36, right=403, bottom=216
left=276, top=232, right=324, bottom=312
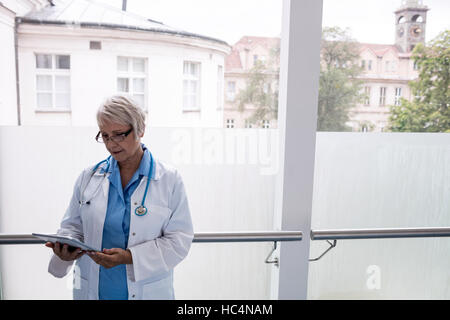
left=307, top=0, right=450, bottom=299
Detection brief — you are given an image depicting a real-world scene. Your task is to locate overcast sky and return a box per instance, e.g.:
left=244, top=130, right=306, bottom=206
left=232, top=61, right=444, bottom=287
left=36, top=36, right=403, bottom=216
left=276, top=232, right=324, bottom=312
left=99, top=0, right=449, bottom=45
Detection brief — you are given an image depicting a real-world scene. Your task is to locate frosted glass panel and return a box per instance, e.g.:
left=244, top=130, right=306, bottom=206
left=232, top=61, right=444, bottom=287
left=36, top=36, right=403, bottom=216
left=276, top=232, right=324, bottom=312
left=308, top=133, right=450, bottom=299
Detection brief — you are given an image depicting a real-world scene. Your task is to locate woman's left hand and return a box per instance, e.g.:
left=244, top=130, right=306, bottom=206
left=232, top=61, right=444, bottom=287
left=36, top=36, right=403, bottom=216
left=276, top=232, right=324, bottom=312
left=87, top=248, right=133, bottom=269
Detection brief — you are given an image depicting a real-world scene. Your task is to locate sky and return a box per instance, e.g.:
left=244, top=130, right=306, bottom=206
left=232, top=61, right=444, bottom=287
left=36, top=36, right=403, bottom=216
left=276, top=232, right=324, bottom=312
left=98, top=0, right=449, bottom=45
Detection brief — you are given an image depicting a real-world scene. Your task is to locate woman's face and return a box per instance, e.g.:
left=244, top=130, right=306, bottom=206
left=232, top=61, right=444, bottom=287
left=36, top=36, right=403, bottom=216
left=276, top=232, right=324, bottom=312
left=98, top=120, right=143, bottom=164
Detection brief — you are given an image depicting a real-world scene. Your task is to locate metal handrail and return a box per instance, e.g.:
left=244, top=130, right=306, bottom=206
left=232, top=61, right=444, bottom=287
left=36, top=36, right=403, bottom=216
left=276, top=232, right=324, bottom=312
left=310, top=227, right=450, bottom=240
left=193, top=231, right=303, bottom=243
left=2, top=227, right=450, bottom=245
left=1, top=228, right=449, bottom=263
left=0, top=231, right=303, bottom=245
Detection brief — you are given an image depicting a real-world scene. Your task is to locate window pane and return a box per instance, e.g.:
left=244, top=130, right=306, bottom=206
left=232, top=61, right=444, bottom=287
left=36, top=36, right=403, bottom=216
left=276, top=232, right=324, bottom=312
left=191, top=63, right=199, bottom=76
left=133, top=78, right=145, bottom=92
left=117, top=78, right=129, bottom=92
left=190, top=95, right=197, bottom=108
left=183, top=95, right=189, bottom=109
left=36, top=54, right=52, bottom=69
left=133, top=94, right=145, bottom=109
left=117, top=57, right=129, bottom=72
left=56, top=55, right=70, bottom=69
left=55, top=76, right=70, bottom=92
left=190, top=80, right=197, bottom=94
left=37, top=93, right=52, bottom=108
left=36, top=75, right=52, bottom=91
left=133, top=58, right=145, bottom=73
left=55, top=93, right=70, bottom=108
left=183, top=79, right=189, bottom=94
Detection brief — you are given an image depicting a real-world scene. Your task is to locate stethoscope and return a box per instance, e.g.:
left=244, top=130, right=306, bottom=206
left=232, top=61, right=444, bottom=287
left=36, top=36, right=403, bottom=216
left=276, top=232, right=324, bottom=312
left=79, top=152, right=154, bottom=217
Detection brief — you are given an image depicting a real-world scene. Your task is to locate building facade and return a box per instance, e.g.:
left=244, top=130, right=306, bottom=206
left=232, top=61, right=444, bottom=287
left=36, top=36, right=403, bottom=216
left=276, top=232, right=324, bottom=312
left=223, top=0, right=429, bottom=132
left=0, top=0, right=230, bottom=127
left=223, top=36, right=280, bottom=129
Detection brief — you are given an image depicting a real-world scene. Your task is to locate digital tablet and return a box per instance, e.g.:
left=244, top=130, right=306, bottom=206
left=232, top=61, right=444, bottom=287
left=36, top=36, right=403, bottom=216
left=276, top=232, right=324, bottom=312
left=32, top=233, right=99, bottom=252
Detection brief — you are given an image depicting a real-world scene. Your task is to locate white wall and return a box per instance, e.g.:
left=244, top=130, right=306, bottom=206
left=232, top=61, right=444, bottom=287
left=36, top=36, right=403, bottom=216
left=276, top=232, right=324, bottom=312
left=0, top=5, right=17, bottom=125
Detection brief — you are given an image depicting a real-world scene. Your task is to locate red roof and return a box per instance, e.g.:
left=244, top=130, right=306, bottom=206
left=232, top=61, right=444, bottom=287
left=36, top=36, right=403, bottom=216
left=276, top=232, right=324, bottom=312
left=358, top=43, right=412, bottom=58
left=225, top=36, right=280, bottom=71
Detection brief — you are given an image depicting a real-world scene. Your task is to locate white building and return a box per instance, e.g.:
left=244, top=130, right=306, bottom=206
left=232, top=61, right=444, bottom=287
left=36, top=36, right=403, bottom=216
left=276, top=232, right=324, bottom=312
left=0, top=0, right=230, bottom=127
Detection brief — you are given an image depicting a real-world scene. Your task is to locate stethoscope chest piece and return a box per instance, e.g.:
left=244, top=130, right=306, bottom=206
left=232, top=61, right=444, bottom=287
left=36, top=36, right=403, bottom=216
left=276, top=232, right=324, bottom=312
left=135, top=205, right=148, bottom=216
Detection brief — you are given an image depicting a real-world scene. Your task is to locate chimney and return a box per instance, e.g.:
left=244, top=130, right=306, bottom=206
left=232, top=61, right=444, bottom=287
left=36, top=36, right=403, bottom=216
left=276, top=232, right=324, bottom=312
left=122, top=0, right=127, bottom=11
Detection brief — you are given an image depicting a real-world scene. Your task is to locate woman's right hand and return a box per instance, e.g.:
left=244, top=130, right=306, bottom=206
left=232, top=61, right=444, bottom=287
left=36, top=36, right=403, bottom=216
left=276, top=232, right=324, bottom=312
left=45, top=242, right=85, bottom=261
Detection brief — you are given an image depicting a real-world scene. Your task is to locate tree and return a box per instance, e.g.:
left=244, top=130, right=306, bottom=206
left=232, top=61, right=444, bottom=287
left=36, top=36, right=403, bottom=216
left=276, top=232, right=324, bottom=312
left=235, top=47, right=279, bottom=127
left=388, top=30, right=450, bottom=132
left=317, top=27, right=364, bottom=131
left=235, top=27, right=363, bottom=131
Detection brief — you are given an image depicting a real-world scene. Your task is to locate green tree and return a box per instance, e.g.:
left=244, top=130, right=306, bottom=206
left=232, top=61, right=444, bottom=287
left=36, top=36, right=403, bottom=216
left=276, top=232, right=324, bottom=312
left=235, top=27, right=363, bottom=130
left=389, top=30, right=450, bottom=132
left=317, top=27, right=363, bottom=131
left=235, top=47, right=279, bottom=127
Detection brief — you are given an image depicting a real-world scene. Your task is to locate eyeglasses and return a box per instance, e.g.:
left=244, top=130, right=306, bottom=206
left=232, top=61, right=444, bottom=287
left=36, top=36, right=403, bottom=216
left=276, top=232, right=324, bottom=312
left=95, top=128, right=133, bottom=143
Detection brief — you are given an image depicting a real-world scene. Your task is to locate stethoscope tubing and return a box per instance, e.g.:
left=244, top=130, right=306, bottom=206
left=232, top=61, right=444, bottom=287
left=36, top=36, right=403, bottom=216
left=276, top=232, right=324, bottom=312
left=79, top=152, right=153, bottom=217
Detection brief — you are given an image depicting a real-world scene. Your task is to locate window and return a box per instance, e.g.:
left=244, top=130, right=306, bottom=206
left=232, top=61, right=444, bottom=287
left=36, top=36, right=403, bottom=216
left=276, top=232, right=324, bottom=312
left=227, top=81, right=236, bottom=102
left=217, top=65, right=223, bottom=109
left=368, top=60, right=372, bottom=71
left=395, top=87, right=402, bottom=106
left=379, top=87, right=387, bottom=106
left=226, top=119, right=234, bottom=128
left=262, top=119, right=270, bottom=128
left=361, top=60, right=366, bottom=69
left=413, top=60, right=419, bottom=71
left=253, top=54, right=258, bottom=65
left=364, top=86, right=371, bottom=106
left=183, top=61, right=201, bottom=111
left=245, top=119, right=253, bottom=128
left=35, top=54, right=71, bottom=109
left=117, top=56, right=147, bottom=110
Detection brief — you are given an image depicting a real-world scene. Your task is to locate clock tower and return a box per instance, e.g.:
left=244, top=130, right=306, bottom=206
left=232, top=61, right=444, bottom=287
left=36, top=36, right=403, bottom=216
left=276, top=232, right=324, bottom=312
left=395, top=0, right=429, bottom=53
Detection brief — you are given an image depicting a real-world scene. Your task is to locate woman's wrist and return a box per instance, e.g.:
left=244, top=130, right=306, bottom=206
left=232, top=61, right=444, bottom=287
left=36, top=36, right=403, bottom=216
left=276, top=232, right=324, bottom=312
left=124, top=249, right=133, bottom=264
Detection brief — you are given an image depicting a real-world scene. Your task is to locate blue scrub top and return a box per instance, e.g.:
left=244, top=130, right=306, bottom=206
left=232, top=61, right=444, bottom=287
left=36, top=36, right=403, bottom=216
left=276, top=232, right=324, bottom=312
left=98, top=144, right=152, bottom=300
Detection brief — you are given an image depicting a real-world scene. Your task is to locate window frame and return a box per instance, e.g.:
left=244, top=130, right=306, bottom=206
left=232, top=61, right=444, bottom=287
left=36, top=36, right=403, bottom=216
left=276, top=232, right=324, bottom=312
left=394, top=87, right=402, bottom=106
left=116, top=56, right=148, bottom=111
left=35, top=53, right=71, bottom=111
left=379, top=87, right=387, bottom=106
left=182, top=60, right=202, bottom=112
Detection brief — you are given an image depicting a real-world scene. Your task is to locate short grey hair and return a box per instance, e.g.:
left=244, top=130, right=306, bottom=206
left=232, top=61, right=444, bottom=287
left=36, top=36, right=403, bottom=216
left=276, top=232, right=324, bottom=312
left=97, top=95, right=146, bottom=141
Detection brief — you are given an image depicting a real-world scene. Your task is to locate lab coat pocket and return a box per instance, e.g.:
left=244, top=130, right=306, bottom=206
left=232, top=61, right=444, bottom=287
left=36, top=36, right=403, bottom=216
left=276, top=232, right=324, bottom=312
left=73, top=276, right=88, bottom=300
left=133, top=205, right=171, bottom=241
left=142, top=276, right=174, bottom=300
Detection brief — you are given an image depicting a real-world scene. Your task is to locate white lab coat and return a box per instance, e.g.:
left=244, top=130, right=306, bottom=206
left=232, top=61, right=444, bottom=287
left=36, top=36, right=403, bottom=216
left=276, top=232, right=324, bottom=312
left=48, top=158, right=194, bottom=300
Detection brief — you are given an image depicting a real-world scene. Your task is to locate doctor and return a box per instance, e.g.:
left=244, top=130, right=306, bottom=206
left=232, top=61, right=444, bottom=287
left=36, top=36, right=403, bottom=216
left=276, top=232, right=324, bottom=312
left=45, top=95, right=194, bottom=300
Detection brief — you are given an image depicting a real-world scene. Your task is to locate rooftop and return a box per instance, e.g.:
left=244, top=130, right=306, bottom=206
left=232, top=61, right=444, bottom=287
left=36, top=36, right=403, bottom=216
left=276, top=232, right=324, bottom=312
left=19, top=0, right=228, bottom=46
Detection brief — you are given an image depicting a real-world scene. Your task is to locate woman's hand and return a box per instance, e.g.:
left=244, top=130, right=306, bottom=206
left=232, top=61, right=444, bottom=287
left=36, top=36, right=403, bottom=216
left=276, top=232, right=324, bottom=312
left=87, top=248, right=133, bottom=269
left=45, top=242, right=85, bottom=261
